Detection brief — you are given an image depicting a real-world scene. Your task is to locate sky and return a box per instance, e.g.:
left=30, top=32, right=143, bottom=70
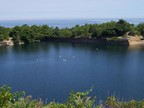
left=0, top=0, right=144, bottom=20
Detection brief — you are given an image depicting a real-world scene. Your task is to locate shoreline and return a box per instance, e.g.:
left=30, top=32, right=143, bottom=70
left=0, top=35, right=144, bottom=46
left=0, top=36, right=144, bottom=47
left=1, top=19, right=144, bottom=47
left=44, top=37, right=129, bottom=46
left=0, top=38, right=14, bottom=46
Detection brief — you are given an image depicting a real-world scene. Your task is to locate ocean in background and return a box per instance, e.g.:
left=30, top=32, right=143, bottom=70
left=0, top=18, right=144, bottom=28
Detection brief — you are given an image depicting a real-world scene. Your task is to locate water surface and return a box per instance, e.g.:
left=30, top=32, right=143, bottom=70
left=0, top=18, right=144, bottom=28
left=0, top=43, right=144, bottom=102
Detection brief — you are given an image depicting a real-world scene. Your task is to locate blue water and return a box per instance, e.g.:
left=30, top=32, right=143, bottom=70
left=0, top=18, right=144, bottom=28
left=0, top=43, right=144, bottom=102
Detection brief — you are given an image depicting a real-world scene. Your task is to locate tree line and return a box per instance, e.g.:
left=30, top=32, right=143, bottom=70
left=0, top=19, right=144, bottom=43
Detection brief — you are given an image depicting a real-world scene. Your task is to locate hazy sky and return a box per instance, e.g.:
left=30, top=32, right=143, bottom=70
left=0, top=0, right=144, bottom=20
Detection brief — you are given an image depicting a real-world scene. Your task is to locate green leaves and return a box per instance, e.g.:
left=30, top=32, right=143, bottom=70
left=115, top=19, right=132, bottom=36
left=0, top=85, right=25, bottom=107
left=3, top=19, right=143, bottom=44
left=0, top=26, right=10, bottom=41
left=137, top=23, right=144, bottom=36
left=66, top=88, right=96, bottom=108
left=1, top=85, right=144, bottom=108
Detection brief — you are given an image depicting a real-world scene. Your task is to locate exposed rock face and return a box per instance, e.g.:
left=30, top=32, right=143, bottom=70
left=48, top=37, right=129, bottom=46
left=0, top=42, right=7, bottom=46
left=127, top=36, right=144, bottom=45
left=0, top=38, right=14, bottom=46
left=0, top=36, right=143, bottom=47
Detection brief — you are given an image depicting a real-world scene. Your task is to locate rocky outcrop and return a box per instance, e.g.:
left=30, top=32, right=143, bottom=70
left=127, top=36, right=144, bottom=45
left=106, top=36, right=144, bottom=46
left=0, top=38, right=14, bottom=46
left=1, top=36, right=143, bottom=47
left=47, top=37, right=129, bottom=46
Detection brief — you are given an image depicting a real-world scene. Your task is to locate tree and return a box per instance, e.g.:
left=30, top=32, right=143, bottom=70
left=40, top=25, right=53, bottom=39
left=91, top=27, right=103, bottom=39
left=59, top=28, right=72, bottom=38
left=53, top=27, right=60, bottom=37
left=9, top=26, right=22, bottom=43
left=115, top=19, right=131, bottom=36
left=21, top=26, right=36, bottom=43
left=0, top=26, right=10, bottom=41
left=137, top=23, right=144, bottom=36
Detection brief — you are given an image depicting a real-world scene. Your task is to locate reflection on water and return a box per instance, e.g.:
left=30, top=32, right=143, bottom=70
left=0, top=42, right=144, bottom=102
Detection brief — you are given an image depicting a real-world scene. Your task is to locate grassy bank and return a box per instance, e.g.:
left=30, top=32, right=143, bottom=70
left=0, top=85, right=144, bottom=108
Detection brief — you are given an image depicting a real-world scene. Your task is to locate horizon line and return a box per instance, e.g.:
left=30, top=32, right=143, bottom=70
left=0, top=17, right=144, bottom=21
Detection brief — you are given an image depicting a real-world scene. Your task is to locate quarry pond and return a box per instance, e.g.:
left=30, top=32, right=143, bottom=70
left=0, top=42, right=144, bottom=102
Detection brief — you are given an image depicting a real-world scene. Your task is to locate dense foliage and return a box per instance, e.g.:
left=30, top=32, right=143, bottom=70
left=0, top=26, right=10, bottom=41
left=0, top=19, right=144, bottom=43
left=1, top=85, right=144, bottom=108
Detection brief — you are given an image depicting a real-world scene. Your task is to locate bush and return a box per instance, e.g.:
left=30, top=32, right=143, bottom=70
left=1, top=85, right=144, bottom=107
left=0, top=85, right=25, bottom=107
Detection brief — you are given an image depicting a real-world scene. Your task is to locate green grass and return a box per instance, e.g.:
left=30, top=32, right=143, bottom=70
left=107, top=37, right=121, bottom=42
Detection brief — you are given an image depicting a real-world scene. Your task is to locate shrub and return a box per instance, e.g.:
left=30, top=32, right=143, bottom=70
left=1, top=85, right=144, bottom=108
left=0, top=85, right=25, bottom=107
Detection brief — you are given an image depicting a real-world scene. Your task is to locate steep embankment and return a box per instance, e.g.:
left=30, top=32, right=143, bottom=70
left=0, top=38, right=14, bottom=46
left=47, top=37, right=129, bottom=46
left=0, top=36, right=144, bottom=46
left=106, top=35, right=144, bottom=46
left=127, top=36, right=144, bottom=45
